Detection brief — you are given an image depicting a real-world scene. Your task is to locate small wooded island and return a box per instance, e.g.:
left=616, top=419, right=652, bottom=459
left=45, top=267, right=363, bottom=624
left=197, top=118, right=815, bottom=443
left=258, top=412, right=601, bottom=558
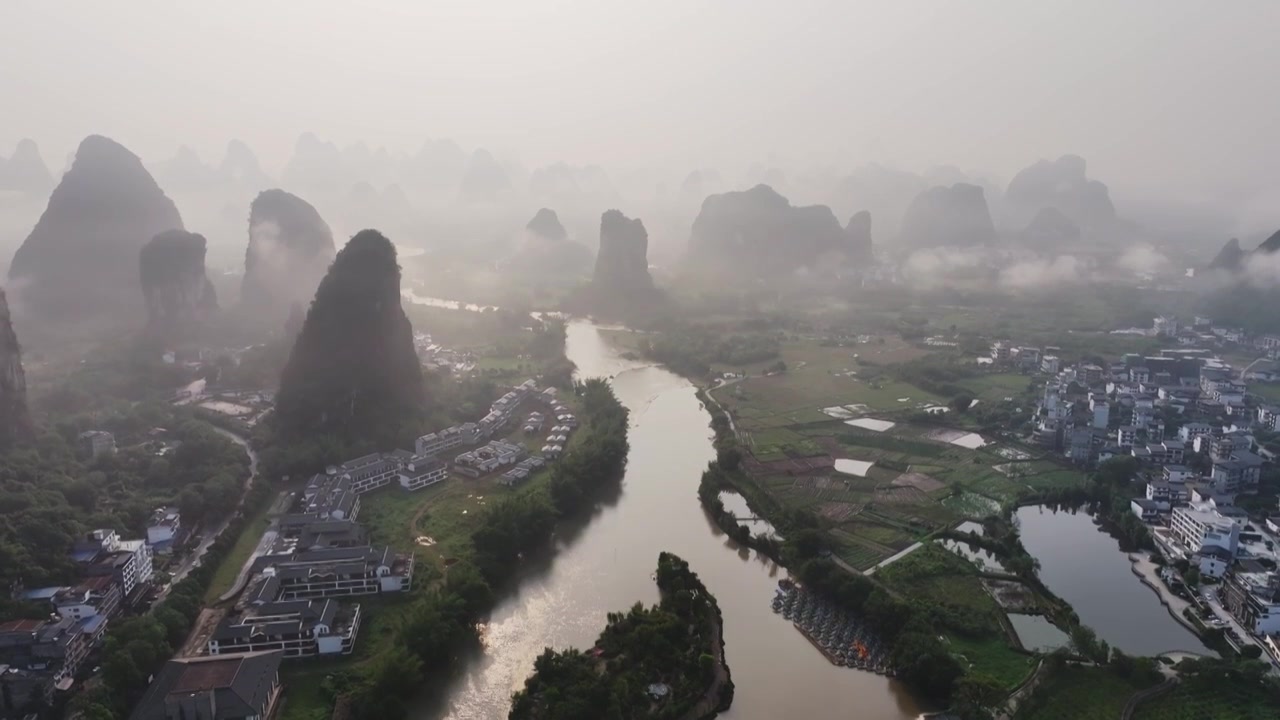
left=509, top=553, right=733, bottom=720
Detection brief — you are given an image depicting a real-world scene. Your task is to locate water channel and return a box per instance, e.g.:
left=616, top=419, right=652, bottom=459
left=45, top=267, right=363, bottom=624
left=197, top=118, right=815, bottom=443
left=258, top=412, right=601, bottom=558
left=421, top=319, right=928, bottom=719
left=1014, top=505, right=1209, bottom=657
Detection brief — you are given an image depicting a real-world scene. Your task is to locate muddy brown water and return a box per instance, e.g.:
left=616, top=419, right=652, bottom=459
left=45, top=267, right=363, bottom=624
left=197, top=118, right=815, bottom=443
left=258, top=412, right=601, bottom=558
left=419, top=319, right=929, bottom=719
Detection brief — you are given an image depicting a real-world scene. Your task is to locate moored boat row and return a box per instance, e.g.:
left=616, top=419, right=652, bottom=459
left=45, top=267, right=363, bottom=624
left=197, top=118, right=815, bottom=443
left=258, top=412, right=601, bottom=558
left=772, top=582, right=893, bottom=674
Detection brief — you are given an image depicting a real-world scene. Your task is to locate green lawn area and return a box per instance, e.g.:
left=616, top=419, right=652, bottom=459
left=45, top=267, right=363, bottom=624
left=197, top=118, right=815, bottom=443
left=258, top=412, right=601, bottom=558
left=277, top=592, right=423, bottom=720
left=712, top=370, right=944, bottom=431
left=203, top=503, right=273, bottom=603
left=1018, top=667, right=1155, bottom=720
left=408, top=464, right=555, bottom=564
left=961, top=373, right=1037, bottom=403
left=749, top=426, right=823, bottom=460
left=947, top=634, right=1035, bottom=690
left=358, top=483, right=439, bottom=552
left=1249, top=382, right=1280, bottom=402
left=877, top=544, right=1002, bottom=628
left=1133, top=680, right=1278, bottom=720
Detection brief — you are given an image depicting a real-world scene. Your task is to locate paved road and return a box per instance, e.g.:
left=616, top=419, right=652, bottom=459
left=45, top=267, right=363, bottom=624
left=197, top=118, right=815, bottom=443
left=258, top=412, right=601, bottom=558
left=864, top=542, right=923, bottom=575
left=157, top=427, right=258, bottom=602
left=1198, top=586, right=1265, bottom=656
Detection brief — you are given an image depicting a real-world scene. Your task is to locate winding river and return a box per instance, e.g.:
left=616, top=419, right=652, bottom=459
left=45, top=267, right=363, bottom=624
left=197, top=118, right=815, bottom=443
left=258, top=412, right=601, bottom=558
left=421, top=320, right=927, bottom=720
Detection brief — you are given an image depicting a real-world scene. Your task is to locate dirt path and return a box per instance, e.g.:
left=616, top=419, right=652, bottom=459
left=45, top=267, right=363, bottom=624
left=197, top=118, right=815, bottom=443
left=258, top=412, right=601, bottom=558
left=177, top=607, right=227, bottom=657
left=995, top=658, right=1046, bottom=720
left=160, top=427, right=260, bottom=599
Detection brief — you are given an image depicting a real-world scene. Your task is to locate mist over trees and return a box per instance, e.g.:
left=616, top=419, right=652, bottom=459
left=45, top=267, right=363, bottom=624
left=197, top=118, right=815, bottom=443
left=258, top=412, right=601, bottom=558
left=8, top=136, right=184, bottom=337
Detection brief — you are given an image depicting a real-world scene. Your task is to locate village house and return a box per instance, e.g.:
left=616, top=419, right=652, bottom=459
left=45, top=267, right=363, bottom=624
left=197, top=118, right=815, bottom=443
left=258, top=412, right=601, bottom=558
left=1221, top=566, right=1280, bottom=635
left=72, top=529, right=153, bottom=602
left=0, top=616, right=96, bottom=697
left=128, top=650, right=283, bottom=720
left=398, top=455, right=448, bottom=492
left=208, top=599, right=361, bottom=659
left=1194, top=546, right=1233, bottom=579
left=250, top=545, right=414, bottom=600
left=146, top=507, right=182, bottom=553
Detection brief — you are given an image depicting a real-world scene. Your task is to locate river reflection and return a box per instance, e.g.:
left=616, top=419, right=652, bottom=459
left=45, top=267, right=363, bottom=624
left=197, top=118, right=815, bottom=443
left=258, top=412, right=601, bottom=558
left=419, top=319, right=928, bottom=720
left=1015, top=505, right=1209, bottom=656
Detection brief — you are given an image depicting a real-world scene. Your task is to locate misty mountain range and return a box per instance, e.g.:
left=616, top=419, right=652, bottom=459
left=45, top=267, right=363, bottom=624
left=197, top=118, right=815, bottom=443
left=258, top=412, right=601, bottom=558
left=3, top=133, right=1279, bottom=318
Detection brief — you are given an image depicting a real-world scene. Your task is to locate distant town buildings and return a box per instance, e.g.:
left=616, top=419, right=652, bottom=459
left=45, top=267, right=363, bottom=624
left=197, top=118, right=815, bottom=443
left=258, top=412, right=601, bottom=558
left=198, top=378, right=574, bottom=665
left=2, top=527, right=154, bottom=707
left=999, top=317, right=1280, bottom=660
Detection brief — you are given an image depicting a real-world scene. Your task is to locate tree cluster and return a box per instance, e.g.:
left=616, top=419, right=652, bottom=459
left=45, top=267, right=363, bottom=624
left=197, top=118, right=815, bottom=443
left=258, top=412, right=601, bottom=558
left=0, top=409, right=249, bottom=596
left=508, top=554, right=729, bottom=720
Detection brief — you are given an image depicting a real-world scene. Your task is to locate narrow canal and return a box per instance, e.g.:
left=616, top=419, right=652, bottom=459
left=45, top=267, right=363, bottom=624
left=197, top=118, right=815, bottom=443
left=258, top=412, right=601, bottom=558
left=1015, top=505, right=1210, bottom=657
left=423, top=320, right=927, bottom=719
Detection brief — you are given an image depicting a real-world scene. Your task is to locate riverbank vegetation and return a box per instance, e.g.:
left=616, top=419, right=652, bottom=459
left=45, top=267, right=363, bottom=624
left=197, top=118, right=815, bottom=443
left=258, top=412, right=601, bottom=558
left=1015, top=654, right=1279, bottom=720
left=509, top=553, right=732, bottom=720
left=1015, top=663, right=1159, bottom=720
left=1132, top=656, right=1280, bottom=719
left=284, top=379, right=631, bottom=720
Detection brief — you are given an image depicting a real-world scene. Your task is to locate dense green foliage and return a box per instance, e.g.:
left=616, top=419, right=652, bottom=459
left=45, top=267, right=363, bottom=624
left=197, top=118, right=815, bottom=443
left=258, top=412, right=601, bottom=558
left=642, top=331, right=781, bottom=378
left=888, top=354, right=980, bottom=398
left=548, top=379, right=629, bottom=513
left=0, top=409, right=249, bottom=595
left=274, top=230, right=427, bottom=450
left=472, top=379, right=629, bottom=584
left=1132, top=656, right=1280, bottom=720
left=508, top=553, right=730, bottom=720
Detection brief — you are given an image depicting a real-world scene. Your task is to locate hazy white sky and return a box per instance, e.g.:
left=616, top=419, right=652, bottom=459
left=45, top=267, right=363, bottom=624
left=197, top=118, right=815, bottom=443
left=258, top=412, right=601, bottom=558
left=3, top=0, right=1278, bottom=193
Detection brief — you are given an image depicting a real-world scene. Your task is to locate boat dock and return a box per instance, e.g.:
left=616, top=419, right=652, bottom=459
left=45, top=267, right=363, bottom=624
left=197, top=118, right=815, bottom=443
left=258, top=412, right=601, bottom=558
left=772, top=582, right=893, bottom=674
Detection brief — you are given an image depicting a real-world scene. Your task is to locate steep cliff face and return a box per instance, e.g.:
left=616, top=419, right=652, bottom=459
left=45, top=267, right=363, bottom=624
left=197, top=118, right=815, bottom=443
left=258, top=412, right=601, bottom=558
left=0, top=289, right=33, bottom=450
left=594, top=210, right=653, bottom=292
left=274, top=230, right=425, bottom=446
left=844, top=210, right=873, bottom=261
left=899, top=183, right=996, bottom=251
left=0, top=139, right=54, bottom=195
left=459, top=148, right=512, bottom=203
left=507, top=208, right=592, bottom=281
left=154, top=146, right=220, bottom=192
left=1005, top=155, right=1116, bottom=229
left=1208, top=238, right=1245, bottom=272
left=1254, top=229, right=1280, bottom=256
left=688, top=184, right=847, bottom=277
left=1019, top=207, right=1081, bottom=249
left=241, top=189, right=336, bottom=321
left=526, top=208, right=568, bottom=242
left=219, top=139, right=271, bottom=188
left=139, top=230, right=218, bottom=340
left=8, top=135, right=184, bottom=332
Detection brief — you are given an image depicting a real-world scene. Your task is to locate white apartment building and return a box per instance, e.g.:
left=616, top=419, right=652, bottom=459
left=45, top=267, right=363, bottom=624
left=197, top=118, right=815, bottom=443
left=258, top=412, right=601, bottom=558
left=208, top=599, right=361, bottom=658
left=336, top=453, right=403, bottom=495
left=1169, top=503, right=1242, bottom=557
left=146, top=507, right=181, bottom=547
left=75, top=529, right=153, bottom=598
left=256, top=546, right=414, bottom=600
left=399, top=456, right=448, bottom=491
